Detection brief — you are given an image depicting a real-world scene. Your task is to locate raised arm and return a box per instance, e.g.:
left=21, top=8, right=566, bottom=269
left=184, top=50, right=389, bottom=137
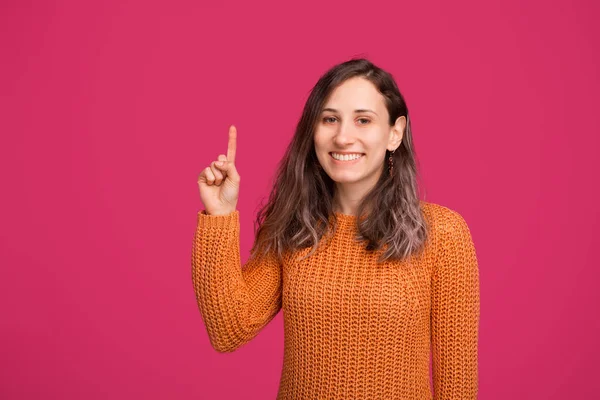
left=191, top=210, right=282, bottom=353
left=431, top=209, right=480, bottom=399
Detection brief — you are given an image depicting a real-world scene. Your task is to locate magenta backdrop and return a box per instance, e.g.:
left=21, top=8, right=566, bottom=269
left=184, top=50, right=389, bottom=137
left=1, top=0, right=599, bottom=399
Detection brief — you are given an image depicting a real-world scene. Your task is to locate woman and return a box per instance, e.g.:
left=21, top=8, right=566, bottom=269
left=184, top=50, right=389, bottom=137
left=193, top=58, right=480, bottom=399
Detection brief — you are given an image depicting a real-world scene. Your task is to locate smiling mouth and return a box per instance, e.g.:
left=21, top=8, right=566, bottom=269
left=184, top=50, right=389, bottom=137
left=329, top=152, right=365, bottom=161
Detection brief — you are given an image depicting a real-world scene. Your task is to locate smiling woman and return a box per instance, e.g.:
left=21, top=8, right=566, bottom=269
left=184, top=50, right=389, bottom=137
left=248, top=59, right=422, bottom=263
left=192, top=58, right=480, bottom=399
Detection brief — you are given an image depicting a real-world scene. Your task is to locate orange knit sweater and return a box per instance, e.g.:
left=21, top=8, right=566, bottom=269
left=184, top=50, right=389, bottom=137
left=191, top=201, right=480, bottom=399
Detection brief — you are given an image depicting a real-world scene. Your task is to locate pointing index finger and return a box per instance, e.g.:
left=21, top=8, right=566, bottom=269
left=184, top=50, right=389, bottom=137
left=227, top=125, right=237, bottom=163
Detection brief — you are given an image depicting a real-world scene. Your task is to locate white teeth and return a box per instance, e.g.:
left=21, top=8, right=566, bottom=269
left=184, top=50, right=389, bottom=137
left=331, top=153, right=363, bottom=161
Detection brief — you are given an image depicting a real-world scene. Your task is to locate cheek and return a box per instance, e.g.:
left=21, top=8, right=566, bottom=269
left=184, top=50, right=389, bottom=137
left=370, top=132, right=390, bottom=149
left=313, top=131, right=327, bottom=152
left=314, top=143, right=328, bottom=163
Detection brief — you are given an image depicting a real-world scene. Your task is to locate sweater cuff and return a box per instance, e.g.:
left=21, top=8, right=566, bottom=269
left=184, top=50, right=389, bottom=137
left=197, top=209, right=239, bottom=229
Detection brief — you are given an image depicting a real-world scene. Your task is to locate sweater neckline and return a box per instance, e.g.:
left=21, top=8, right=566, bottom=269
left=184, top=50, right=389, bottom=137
left=333, top=211, right=357, bottom=218
left=332, top=212, right=361, bottom=230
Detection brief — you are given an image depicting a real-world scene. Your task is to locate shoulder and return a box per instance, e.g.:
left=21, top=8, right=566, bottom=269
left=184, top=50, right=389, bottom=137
left=419, top=200, right=474, bottom=243
left=420, top=202, right=478, bottom=279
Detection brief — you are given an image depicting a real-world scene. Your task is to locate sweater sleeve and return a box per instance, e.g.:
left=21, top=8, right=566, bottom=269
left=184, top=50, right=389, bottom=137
left=191, top=210, right=283, bottom=353
left=431, top=209, right=480, bottom=399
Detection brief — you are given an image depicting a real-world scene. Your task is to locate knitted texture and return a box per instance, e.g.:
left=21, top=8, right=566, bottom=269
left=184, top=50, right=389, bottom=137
left=191, top=201, right=480, bottom=399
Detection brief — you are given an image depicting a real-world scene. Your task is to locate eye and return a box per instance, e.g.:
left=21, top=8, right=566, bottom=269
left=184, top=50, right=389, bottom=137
left=357, top=118, right=371, bottom=125
left=323, top=116, right=337, bottom=124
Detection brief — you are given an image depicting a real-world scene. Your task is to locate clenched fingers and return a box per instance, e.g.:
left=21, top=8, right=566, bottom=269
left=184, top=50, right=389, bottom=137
left=203, top=167, right=215, bottom=185
left=209, top=161, right=225, bottom=185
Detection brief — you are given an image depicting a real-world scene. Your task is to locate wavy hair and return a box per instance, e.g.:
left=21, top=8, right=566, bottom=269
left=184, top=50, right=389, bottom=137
left=250, top=57, right=428, bottom=264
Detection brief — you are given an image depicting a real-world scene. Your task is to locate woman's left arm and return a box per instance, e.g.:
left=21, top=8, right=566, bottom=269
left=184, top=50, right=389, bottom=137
left=431, top=209, right=481, bottom=400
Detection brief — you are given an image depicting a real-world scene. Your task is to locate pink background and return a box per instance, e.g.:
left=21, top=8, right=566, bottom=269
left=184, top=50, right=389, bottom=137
left=1, top=0, right=599, bottom=398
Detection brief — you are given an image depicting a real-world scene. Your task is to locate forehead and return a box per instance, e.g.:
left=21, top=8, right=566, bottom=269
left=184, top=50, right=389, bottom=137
left=324, top=77, right=386, bottom=111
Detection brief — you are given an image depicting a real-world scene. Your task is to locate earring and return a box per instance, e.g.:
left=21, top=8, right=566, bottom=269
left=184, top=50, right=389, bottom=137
left=388, top=149, right=395, bottom=176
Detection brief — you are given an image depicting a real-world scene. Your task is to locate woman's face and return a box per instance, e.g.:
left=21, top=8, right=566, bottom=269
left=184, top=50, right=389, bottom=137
left=314, top=77, right=403, bottom=191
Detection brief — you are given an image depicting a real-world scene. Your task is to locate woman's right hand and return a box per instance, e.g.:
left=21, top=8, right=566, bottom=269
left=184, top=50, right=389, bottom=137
left=197, top=125, right=241, bottom=216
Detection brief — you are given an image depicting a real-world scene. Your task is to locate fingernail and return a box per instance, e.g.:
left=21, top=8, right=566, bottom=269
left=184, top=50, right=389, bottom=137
left=216, top=161, right=224, bottom=166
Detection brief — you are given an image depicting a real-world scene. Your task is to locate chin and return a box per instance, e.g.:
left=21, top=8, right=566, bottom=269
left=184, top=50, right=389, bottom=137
left=327, top=173, right=362, bottom=184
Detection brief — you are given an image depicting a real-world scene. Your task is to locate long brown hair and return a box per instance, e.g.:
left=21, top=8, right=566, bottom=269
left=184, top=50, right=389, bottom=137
left=250, top=58, right=428, bottom=264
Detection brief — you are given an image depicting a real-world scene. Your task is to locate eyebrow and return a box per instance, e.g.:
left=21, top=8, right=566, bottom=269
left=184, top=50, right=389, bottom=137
left=321, top=107, right=378, bottom=116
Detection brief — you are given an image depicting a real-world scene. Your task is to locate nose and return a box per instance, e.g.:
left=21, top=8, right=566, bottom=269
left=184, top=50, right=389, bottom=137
left=333, top=120, right=356, bottom=146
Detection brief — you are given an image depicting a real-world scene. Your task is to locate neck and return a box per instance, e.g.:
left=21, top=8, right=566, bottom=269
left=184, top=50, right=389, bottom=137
left=331, top=165, right=385, bottom=216
left=332, top=182, right=371, bottom=216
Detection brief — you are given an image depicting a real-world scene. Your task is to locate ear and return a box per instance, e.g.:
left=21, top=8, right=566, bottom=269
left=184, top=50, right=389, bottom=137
left=387, top=116, right=406, bottom=151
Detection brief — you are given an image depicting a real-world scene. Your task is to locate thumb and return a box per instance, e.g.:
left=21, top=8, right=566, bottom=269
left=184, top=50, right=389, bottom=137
left=217, top=160, right=240, bottom=183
